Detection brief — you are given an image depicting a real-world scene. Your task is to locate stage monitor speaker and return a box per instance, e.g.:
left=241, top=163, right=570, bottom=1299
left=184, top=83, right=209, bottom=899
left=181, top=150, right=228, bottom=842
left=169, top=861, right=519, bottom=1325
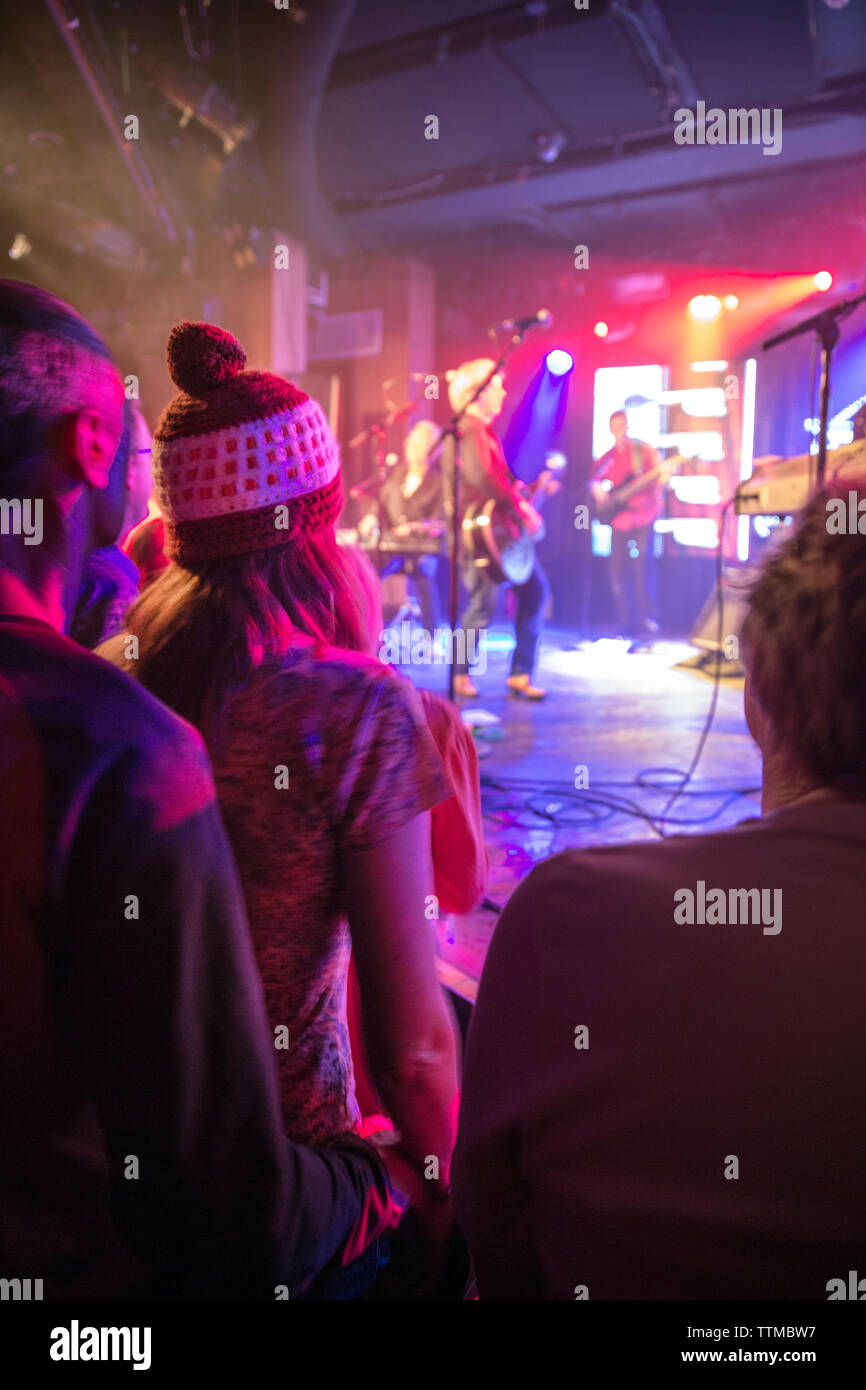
left=689, top=566, right=753, bottom=654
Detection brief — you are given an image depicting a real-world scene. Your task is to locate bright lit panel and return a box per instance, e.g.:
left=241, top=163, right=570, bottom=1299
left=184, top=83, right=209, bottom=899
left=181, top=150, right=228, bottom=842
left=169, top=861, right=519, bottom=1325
left=660, top=431, right=725, bottom=461
left=737, top=356, right=758, bottom=562
left=593, top=365, right=666, bottom=458
left=668, top=475, right=722, bottom=504
left=654, top=518, right=719, bottom=548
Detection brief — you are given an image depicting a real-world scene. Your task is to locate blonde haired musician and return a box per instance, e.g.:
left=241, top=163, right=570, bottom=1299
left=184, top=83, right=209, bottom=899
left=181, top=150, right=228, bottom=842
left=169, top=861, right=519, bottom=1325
left=445, top=358, right=557, bottom=700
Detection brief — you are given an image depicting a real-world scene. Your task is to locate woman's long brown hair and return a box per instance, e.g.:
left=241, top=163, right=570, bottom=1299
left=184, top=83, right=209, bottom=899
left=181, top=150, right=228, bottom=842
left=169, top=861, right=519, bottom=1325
left=118, top=528, right=378, bottom=737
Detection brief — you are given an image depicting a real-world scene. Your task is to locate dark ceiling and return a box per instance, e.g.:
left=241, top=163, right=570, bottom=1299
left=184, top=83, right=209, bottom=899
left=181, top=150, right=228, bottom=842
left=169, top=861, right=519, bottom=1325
left=321, top=0, right=866, bottom=276
left=1, top=0, right=865, bottom=292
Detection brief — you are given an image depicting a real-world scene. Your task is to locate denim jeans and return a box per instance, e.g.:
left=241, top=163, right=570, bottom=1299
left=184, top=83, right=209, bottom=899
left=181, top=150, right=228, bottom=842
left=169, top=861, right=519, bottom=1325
left=454, top=557, right=549, bottom=677
left=609, top=524, right=653, bottom=634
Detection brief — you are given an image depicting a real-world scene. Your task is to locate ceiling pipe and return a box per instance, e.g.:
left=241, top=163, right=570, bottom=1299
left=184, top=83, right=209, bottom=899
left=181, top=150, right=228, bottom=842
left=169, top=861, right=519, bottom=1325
left=260, top=0, right=358, bottom=262
left=327, top=0, right=606, bottom=88
left=42, top=0, right=175, bottom=241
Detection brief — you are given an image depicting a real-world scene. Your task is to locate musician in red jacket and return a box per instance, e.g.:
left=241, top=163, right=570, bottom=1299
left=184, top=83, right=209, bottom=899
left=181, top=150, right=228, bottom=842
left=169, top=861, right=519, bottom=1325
left=589, top=409, right=664, bottom=647
left=446, top=358, right=556, bottom=701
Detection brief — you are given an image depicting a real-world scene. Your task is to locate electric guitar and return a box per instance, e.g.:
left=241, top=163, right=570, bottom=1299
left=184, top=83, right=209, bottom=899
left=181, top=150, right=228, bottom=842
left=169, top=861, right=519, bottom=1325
left=462, top=468, right=561, bottom=586
left=592, top=454, right=683, bottom=526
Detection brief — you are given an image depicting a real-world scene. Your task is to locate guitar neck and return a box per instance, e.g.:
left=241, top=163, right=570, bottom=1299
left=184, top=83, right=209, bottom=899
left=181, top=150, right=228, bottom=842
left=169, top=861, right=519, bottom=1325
left=522, top=470, right=552, bottom=506
left=612, top=462, right=673, bottom=506
left=620, top=467, right=660, bottom=499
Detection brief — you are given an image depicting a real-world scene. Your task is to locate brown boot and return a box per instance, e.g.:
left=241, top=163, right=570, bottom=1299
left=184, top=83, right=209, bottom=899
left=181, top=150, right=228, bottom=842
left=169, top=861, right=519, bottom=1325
left=506, top=673, right=547, bottom=700
left=453, top=674, right=479, bottom=698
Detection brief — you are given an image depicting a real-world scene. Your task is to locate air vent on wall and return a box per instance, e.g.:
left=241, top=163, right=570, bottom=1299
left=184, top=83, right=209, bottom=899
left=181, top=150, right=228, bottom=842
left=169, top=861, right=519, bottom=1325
left=308, top=308, right=383, bottom=361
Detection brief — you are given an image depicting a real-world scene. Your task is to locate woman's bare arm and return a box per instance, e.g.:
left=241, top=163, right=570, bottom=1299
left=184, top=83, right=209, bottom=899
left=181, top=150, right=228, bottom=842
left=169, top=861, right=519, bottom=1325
left=345, top=811, right=459, bottom=1186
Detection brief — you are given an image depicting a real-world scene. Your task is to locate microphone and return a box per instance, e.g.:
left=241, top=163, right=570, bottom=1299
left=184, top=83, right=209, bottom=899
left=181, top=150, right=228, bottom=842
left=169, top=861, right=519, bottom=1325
left=490, top=308, right=553, bottom=335
left=385, top=400, right=419, bottom=426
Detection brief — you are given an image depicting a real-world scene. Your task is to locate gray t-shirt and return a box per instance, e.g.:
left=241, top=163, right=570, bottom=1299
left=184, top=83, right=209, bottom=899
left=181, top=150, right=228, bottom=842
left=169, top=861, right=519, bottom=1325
left=210, top=641, right=448, bottom=1144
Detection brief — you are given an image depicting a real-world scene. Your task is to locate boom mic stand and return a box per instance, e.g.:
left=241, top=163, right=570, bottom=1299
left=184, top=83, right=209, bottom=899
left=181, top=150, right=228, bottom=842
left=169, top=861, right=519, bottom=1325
left=436, top=323, right=539, bottom=702
left=348, top=399, right=418, bottom=569
left=762, top=289, right=866, bottom=487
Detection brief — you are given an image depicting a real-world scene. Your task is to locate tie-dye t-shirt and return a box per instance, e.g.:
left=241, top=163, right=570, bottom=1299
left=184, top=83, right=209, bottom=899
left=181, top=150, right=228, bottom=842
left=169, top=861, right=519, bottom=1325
left=209, top=641, right=449, bottom=1145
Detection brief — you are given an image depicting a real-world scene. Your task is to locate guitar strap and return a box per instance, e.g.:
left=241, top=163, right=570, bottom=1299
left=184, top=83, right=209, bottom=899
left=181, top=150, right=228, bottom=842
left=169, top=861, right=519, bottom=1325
left=629, top=439, right=644, bottom=478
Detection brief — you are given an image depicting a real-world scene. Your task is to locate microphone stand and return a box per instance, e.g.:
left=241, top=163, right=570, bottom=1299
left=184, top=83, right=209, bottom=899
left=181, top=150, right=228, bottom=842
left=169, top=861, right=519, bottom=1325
left=762, top=290, right=866, bottom=487
left=437, top=325, right=535, bottom=702
left=348, top=400, right=418, bottom=568
left=370, top=424, right=386, bottom=570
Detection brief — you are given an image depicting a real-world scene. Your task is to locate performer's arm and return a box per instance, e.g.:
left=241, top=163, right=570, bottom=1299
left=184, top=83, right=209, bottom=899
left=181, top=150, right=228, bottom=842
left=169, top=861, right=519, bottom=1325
left=588, top=452, right=613, bottom=487
left=460, top=424, right=516, bottom=507
left=588, top=457, right=612, bottom=508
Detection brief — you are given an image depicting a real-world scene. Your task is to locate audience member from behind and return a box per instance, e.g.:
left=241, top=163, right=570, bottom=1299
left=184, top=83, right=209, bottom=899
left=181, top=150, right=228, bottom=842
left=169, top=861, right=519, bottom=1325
left=455, top=482, right=866, bottom=1299
left=101, top=321, right=459, bottom=1201
left=69, top=398, right=152, bottom=648
left=0, top=281, right=406, bottom=1299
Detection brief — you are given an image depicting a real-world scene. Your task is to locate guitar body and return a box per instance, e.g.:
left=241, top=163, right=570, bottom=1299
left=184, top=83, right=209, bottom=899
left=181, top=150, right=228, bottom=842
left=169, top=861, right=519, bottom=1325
left=595, top=485, right=657, bottom=528
left=593, top=455, right=684, bottom=527
left=463, top=498, right=541, bottom=584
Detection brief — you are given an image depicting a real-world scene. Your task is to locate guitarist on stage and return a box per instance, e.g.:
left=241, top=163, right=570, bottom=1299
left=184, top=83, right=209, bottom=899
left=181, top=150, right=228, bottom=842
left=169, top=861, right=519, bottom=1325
left=589, top=409, right=665, bottom=649
left=445, top=358, right=558, bottom=701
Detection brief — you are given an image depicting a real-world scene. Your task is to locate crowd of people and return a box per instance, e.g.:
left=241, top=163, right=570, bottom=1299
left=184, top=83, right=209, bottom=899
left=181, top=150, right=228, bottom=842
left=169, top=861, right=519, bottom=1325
left=1, top=278, right=864, bottom=1301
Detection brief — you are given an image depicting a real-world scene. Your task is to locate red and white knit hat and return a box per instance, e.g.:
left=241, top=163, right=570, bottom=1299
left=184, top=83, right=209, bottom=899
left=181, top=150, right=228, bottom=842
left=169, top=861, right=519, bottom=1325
left=152, top=320, right=342, bottom=564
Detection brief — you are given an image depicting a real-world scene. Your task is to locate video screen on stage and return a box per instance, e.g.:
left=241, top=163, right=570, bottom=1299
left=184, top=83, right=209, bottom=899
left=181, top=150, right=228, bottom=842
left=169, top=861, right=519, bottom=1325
left=591, top=363, right=745, bottom=558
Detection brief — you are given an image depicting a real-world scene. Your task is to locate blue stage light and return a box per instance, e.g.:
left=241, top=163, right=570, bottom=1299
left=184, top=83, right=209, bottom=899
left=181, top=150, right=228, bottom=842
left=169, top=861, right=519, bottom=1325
left=545, top=349, right=574, bottom=377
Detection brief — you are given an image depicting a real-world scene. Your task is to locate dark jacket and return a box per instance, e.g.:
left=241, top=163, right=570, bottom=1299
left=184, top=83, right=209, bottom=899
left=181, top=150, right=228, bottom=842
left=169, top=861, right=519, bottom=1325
left=0, top=616, right=400, bottom=1299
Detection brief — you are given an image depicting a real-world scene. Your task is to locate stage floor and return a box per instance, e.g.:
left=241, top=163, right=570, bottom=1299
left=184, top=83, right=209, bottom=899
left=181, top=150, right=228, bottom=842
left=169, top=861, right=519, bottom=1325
left=392, top=626, right=763, bottom=998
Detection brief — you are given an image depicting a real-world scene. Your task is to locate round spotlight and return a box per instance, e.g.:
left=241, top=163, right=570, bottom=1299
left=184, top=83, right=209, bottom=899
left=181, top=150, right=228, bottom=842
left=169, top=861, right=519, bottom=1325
left=593, top=321, right=609, bottom=338
left=7, top=232, right=32, bottom=261
left=545, top=348, right=574, bottom=377
left=535, top=130, right=566, bottom=165
left=688, top=294, right=722, bottom=323
left=814, top=271, right=833, bottom=292
left=723, top=294, right=739, bottom=310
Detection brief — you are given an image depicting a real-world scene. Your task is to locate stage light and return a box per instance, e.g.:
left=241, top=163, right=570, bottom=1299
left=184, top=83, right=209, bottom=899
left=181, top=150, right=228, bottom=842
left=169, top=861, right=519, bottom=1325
left=723, top=294, right=739, bottom=310
left=150, top=64, right=257, bottom=155
left=814, top=271, right=833, bottom=291
left=545, top=349, right=574, bottom=377
left=593, top=321, right=609, bottom=338
left=534, top=130, right=566, bottom=164
left=688, top=294, right=722, bottom=322
left=8, top=232, right=32, bottom=261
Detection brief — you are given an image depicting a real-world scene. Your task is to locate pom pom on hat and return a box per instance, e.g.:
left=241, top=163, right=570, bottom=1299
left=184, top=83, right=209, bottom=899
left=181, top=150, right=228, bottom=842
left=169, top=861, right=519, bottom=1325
left=153, top=319, right=343, bottom=564
left=167, top=320, right=247, bottom=397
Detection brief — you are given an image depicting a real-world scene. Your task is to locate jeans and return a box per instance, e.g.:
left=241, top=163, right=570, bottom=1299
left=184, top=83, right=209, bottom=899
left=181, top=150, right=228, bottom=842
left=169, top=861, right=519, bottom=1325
left=454, top=557, right=549, bottom=678
left=609, top=524, right=653, bottom=634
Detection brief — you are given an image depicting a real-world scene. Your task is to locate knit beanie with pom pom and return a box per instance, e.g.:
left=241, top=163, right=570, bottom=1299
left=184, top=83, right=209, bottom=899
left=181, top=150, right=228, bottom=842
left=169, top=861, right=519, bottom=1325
left=152, top=320, right=342, bottom=564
